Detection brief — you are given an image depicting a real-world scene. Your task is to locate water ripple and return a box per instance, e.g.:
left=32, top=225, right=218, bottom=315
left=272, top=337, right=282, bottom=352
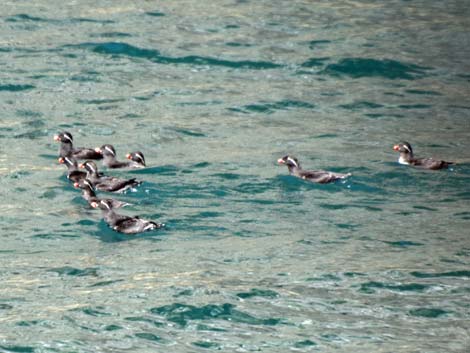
left=0, top=84, right=35, bottom=92
left=150, top=303, right=282, bottom=327
left=301, top=57, right=330, bottom=67
left=0, top=345, right=35, bottom=353
left=145, top=12, right=166, bottom=17
left=359, top=281, right=432, bottom=294
left=321, top=58, right=430, bottom=79
left=5, top=13, right=114, bottom=24
left=409, top=308, right=449, bottom=318
left=410, top=271, right=470, bottom=278
left=47, top=266, right=99, bottom=277
left=228, top=100, right=314, bottom=114
left=236, top=288, right=280, bottom=299
left=64, top=42, right=283, bottom=69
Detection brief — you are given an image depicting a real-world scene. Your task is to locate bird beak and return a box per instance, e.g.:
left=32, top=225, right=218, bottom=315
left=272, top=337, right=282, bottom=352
left=79, top=163, right=85, bottom=169
left=53, top=135, right=60, bottom=142
left=94, top=147, right=102, bottom=153
left=90, top=201, right=99, bottom=208
left=393, top=145, right=399, bottom=151
left=277, top=158, right=285, bottom=164
left=73, top=182, right=79, bottom=188
left=58, top=157, right=64, bottom=164
left=126, top=153, right=131, bottom=160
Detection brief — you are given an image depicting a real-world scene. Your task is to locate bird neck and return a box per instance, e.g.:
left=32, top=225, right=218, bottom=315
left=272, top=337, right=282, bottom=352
left=86, top=170, right=99, bottom=178
left=67, top=163, right=79, bottom=172
left=104, top=154, right=117, bottom=162
left=399, top=152, right=414, bottom=164
left=60, top=143, right=73, bottom=157
left=287, top=164, right=302, bottom=174
left=83, top=187, right=96, bottom=198
left=102, top=208, right=117, bottom=223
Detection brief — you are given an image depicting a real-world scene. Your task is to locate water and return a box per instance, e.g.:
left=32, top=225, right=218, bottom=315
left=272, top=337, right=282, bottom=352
left=1, top=0, right=469, bottom=351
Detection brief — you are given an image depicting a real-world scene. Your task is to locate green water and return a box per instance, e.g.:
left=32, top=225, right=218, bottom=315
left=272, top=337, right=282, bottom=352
left=1, top=1, right=469, bottom=352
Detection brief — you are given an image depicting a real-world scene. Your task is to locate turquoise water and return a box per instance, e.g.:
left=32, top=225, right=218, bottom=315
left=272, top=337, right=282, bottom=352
left=1, top=1, right=470, bottom=351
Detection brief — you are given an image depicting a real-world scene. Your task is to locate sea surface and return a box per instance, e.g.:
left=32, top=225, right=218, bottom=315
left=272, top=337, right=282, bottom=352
left=1, top=1, right=469, bottom=352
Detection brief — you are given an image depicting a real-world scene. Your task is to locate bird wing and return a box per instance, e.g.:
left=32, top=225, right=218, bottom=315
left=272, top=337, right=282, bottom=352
left=298, top=170, right=348, bottom=183
left=414, top=158, right=451, bottom=170
left=96, top=177, right=138, bottom=192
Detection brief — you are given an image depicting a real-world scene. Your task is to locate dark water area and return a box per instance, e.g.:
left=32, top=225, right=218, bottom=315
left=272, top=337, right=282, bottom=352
left=1, top=1, right=469, bottom=352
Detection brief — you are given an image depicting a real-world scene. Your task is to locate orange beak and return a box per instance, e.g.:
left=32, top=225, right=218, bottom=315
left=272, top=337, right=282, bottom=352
left=90, top=201, right=99, bottom=208
left=94, top=147, right=102, bottom=153
left=393, top=145, right=399, bottom=151
left=58, top=157, right=64, bottom=164
left=73, top=182, right=79, bottom=188
left=126, top=153, right=131, bottom=160
left=277, top=158, right=285, bottom=164
left=79, top=163, right=85, bottom=169
left=53, top=135, right=60, bottom=142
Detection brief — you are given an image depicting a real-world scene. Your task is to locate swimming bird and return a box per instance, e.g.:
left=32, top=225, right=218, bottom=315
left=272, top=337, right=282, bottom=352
left=58, top=156, right=86, bottom=183
left=125, top=151, right=146, bottom=168
left=277, top=155, right=351, bottom=183
left=91, top=199, right=164, bottom=234
left=393, top=142, right=453, bottom=170
left=95, top=144, right=145, bottom=168
left=73, top=179, right=131, bottom=209
left=54, top=131, right=103, bottom=160
left=79, top=160, right=141, bottom=193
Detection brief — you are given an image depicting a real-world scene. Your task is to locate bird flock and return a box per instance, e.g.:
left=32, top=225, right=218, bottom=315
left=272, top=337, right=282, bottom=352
left=55, top=131, right=453, bottom=235
left=55, top=131, right=163, bottom=234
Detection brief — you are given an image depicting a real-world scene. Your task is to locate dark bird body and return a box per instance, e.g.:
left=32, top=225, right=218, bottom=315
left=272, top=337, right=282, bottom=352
left=393, top=142, right=453, bottom=170
left=54, top=131, right=103, bottom=160
left=92, top=199, right=164, bottom=234
left=277, top=155, right=351, bottom=184
left=96, top=144, right=146, bottom=169
left=58, top=156, right=86, bottom=183
left=74, top=179, right=131, bottom=209
left=80, top=161, right=141, bottom=193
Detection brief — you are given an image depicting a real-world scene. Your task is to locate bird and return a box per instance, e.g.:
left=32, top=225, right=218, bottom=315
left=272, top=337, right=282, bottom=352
left=58, top=156, right=86, bottom=183
left=54, top=131, right=103, bottom=160
left=393, top=142, right=453, bottom=170
left=95, top=144, right=145, bottom=168
left=91, top=199, right=164, bottom=234
left=277, top=155, right=351, bottom=183
left=79, top=160, right=141, bottom=193
left=73, top=179, right=131, bottom=209
left=125, top=151, right=146, bottom=168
